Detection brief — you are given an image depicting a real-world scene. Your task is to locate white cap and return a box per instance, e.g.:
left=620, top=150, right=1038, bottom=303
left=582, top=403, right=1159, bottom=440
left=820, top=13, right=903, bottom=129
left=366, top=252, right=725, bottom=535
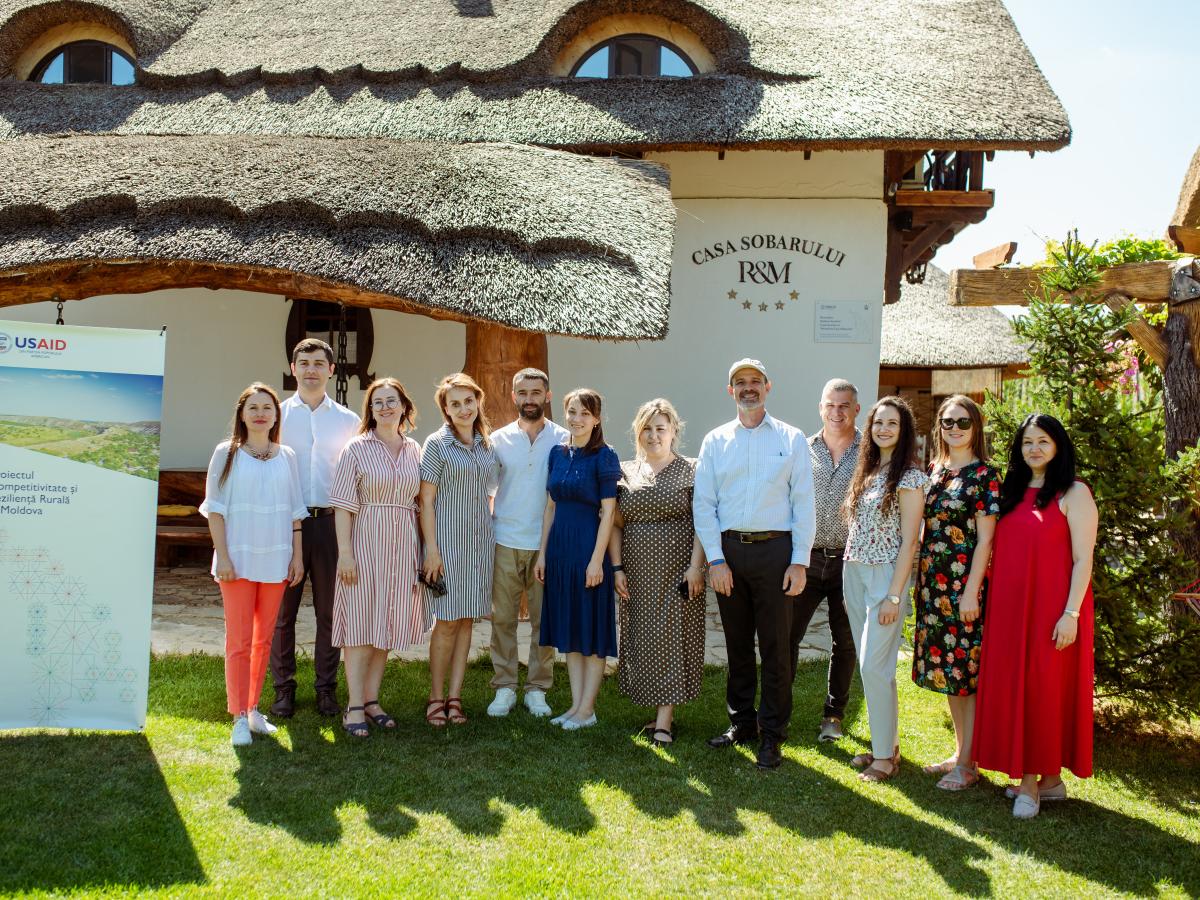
left=728, top=358, right=769, bottom=384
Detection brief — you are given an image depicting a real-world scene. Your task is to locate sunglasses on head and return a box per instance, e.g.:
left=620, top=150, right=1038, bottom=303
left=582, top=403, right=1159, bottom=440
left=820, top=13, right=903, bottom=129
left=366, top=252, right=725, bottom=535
left=939, top=417, right=973, bottom=430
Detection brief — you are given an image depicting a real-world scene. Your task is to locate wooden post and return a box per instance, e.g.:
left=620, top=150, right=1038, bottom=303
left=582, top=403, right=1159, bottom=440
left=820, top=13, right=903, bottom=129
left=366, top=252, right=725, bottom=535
left=462, top=322, right=549, bottom=429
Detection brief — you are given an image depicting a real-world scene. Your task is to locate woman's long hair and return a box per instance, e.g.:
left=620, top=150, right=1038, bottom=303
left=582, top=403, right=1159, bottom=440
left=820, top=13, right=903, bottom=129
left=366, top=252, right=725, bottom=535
left=931, top=394, right=988, bottom=467
left=358, top=377, right=417, bottom=435
left=219, top=382, right=281, bottom=487
left=435, top=373, right=491, bottom=447
left=563, top=388, right=606, bottom=452
left=998, top=413, right=1076, bottom=517
left=844, top=396, right=919, bottom=518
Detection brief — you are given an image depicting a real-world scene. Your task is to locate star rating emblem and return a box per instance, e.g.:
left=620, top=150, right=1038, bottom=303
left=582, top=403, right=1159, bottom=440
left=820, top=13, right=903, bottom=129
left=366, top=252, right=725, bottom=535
left=728, top=289, right=738, bottom=300
left=789, top=290, right=799, bottom=301
left=775, top=301, right=785, bottom=310
left=742, top=300, right=751, bottom=310
left=758, top=303, right=768, bottom=312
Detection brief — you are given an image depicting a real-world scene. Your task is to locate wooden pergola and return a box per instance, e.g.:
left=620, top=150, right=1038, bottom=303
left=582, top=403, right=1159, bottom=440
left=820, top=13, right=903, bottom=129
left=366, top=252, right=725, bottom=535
left=947, top=146, right=1200, bottom=565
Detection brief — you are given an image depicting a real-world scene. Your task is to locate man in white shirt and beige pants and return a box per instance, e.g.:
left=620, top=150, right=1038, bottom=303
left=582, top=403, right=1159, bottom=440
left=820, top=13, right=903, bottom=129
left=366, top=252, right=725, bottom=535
left=694, top=358, right=815, bottom=770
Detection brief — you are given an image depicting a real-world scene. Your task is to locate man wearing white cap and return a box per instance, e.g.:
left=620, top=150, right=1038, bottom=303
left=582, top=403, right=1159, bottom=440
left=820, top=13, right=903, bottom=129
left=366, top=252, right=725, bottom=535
left=693, top=358, right=815, bottom=770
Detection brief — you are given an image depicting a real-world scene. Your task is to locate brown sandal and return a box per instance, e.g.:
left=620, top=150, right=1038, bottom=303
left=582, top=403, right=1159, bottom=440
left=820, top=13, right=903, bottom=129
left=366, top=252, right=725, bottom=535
left=850, top=752, right=875, bottom=769
left=445, top=697, right=467, bottom=725
left=922, top=758, right=957, bottom=775
left=859, top=749, right=902, bottom=783
left=425, top=698, right=448, bottom=727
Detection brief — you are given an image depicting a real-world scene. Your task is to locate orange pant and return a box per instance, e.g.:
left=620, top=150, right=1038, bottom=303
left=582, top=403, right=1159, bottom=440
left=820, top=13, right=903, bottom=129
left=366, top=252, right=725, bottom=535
left=220, top=579, right=288, bottom=716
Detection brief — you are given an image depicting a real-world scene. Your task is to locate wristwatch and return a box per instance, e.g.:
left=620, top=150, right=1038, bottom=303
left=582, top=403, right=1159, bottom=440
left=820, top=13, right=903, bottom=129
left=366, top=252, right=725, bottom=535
left=885, top=594, right=901, bottom=606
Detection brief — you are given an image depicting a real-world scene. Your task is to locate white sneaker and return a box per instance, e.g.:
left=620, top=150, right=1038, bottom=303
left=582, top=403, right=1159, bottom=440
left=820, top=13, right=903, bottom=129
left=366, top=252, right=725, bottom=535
left=248, top=710, right=277, bottom=735
left=487, top=688, right=518, bottom=717
left=231, top=715, right=252, bottom=747
left=561, top=713, right=597, bottom=731
left=524, top=690, right=552, bottom=718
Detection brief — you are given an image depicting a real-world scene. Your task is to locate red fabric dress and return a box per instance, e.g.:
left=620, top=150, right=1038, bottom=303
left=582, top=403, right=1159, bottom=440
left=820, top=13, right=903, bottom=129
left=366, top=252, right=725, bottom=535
left=973, top=487, right=1094, bottom=779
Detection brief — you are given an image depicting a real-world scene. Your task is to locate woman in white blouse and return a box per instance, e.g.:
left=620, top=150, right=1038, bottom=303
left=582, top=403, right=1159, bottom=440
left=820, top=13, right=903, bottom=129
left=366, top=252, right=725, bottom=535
left=841, top=396, right=928, bottom=783
left=201, top=382, right=307, bottom=747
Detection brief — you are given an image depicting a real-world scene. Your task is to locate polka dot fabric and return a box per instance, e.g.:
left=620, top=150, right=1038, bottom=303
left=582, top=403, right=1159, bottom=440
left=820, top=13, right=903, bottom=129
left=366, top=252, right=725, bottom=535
left=616, top=457, right=705, bottom=707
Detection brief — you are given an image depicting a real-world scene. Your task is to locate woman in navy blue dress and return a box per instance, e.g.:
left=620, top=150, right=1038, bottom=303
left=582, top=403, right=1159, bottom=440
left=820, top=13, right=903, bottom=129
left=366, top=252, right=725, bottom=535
left=536, top=388, right=621, bottom=731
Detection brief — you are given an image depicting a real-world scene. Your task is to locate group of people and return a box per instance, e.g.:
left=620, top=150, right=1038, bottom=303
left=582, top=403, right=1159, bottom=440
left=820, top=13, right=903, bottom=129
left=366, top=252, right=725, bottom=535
left=200, top=344, right=1097, bottom=821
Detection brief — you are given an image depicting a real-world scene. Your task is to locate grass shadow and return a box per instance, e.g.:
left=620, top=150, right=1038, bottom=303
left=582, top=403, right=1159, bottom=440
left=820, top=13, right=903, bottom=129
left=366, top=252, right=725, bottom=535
left=0, top=732, right=205, bottom=892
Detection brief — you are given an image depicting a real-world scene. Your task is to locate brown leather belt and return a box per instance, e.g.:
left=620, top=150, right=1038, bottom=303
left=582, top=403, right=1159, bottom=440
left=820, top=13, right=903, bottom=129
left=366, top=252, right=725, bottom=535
left=307, top=506, right=335, bottom=518
left=723, top=530, right=789, bottom=544
left=814, top=546, right=844, bottom=558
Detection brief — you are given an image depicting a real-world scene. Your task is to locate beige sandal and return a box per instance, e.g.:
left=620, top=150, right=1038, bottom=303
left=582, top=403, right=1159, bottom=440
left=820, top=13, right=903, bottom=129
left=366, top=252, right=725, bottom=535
left=923, top=758, right=957, bottom=775
left=936, top=765, right=980, bottom=791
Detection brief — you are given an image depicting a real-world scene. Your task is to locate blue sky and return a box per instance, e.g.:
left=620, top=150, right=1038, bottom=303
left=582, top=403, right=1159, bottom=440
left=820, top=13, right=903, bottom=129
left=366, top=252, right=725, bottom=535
left=937, top=0, right=1195, bottom=270
left=0, top=366, right=163, bottom=423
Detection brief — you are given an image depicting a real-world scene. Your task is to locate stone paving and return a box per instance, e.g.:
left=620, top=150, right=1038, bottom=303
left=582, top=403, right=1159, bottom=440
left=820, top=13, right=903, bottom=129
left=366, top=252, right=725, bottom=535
left=152, top=568, right=834, bottom=667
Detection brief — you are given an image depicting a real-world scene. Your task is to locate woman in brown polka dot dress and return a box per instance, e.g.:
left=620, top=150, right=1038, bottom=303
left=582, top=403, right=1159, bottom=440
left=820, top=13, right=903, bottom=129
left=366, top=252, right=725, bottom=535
left=609, top=399, right=707, bottom=746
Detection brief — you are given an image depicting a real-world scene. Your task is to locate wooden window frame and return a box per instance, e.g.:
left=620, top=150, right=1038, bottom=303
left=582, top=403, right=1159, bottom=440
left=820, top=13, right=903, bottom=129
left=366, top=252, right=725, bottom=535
left=29, top=40, right=135, bottom=84
left=282, top=299, right=375, bottom=392
left=569, top=33, right=698, bottom=78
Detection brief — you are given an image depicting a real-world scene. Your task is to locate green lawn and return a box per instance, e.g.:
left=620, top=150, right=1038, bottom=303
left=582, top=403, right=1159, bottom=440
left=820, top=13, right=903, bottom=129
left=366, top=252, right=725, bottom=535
left=2, top=655, right=1197, bottom=898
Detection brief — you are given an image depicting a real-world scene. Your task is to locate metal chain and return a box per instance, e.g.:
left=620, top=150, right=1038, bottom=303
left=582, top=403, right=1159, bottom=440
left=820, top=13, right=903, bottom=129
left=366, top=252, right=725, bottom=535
left=55, top=299, right=65, bottom=325
left=335, top=301, right=349, bottom=406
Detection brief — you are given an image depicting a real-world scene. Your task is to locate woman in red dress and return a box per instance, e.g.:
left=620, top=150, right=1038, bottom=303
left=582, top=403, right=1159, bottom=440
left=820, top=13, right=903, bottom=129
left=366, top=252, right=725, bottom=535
left=973, top=414, right=1098, bottom=819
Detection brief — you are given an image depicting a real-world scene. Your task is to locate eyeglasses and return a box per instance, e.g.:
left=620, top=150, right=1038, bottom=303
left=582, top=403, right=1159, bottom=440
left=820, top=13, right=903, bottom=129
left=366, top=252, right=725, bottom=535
left=939, top=417, right=973, bottom=430
left=371, top=398, right=402, bottom=410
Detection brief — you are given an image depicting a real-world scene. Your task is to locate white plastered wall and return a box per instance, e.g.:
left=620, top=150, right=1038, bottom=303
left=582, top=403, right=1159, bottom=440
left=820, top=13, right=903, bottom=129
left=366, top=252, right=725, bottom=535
left=549, top=150, right=886, bottom=456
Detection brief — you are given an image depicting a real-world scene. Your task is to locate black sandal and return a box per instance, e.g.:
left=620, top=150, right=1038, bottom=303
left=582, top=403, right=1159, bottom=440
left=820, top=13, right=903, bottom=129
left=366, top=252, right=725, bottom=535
left=650, top=728, right=674, bottom=746
left=364, top=700, right=397, bottom=729
left=342, top=706, right=370, bottom=738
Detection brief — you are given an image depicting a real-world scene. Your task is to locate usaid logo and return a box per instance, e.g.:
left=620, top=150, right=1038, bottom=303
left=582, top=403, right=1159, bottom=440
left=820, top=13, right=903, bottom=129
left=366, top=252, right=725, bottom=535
left=0, top=332, right=9, bottom=353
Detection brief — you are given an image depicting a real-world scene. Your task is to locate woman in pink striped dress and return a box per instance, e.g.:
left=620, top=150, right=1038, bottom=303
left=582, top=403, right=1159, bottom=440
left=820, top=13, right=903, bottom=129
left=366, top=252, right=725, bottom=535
left=330, top=378, right=431, bottom=737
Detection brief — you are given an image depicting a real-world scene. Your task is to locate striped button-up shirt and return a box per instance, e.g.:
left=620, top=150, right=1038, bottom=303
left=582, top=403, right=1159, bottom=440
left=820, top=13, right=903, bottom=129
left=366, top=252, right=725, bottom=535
left=809, top=429, right=861, bottom=551
left=693, top=412, right=815, bottom=566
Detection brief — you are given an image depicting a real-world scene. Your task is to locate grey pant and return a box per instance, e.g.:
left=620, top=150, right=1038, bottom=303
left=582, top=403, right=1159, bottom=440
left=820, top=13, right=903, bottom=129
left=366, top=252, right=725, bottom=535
left=843, top=560, right=910, bottom=759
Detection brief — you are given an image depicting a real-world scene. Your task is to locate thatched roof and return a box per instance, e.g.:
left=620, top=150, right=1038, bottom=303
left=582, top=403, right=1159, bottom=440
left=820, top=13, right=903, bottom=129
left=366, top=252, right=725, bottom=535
left=0, top=135, right=675, bottom=338
left=0, top=0, right=1070, bottom=150
left=880, top=265, right=1027, bottom=368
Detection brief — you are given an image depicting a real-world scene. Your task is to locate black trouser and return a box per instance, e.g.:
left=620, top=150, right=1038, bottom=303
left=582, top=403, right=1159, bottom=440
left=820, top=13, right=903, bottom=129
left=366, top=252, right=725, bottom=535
left=790, top=551, right=856, bottom=720
left=270, top=513, right=340, bottom=694
left=717, top=532, right=794, bottom=742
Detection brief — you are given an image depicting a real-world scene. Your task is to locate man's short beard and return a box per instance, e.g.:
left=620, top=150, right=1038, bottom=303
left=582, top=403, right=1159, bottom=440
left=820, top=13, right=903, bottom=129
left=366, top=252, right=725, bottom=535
left=517, top=403, right=545, bottom=421
left=736, top=395, right=763, bottom=411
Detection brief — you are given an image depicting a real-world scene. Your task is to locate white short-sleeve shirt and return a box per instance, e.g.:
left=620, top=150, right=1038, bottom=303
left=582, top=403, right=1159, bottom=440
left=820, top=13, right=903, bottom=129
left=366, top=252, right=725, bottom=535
left=490, top=418, right=570, bottom=551
left=199, top=442, right=308, bottom=582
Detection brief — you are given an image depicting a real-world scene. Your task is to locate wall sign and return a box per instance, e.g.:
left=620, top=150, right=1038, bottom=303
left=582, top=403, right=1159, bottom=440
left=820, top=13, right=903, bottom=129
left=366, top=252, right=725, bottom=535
left=689, top=233, right=850, bottom=314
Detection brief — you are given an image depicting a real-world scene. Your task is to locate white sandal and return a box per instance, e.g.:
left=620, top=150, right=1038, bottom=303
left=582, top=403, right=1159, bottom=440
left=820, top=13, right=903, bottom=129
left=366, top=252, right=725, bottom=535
left=1012, top=793, right=1041, bottom=819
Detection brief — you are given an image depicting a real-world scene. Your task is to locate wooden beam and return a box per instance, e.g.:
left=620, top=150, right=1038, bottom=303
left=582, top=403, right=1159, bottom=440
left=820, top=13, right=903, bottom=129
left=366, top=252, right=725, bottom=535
left=462, top=322, right=548, bottom=429
left=0, top=258, right=470, bottom=323
left=884, top=150, right=926, bottom=191
left=909, top=207, right=988, bottom=227
left=902, top=223, right=955, bottom=271
left=894, top=189, right=995, bottom=209
left=1169, top=225, right=1200, bottom=254
left=950, top=260, right=1180, bottom=306
left=973, top=242, right=1018, bottom=269
left=1172, top=145, right=1200, bottom=229
left=1104, top=291, right=1169, bottom=369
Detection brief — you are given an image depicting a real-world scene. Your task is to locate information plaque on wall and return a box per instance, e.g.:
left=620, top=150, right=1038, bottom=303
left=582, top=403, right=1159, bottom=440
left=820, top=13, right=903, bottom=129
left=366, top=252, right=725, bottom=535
left=814, top=301, right=873, bottom=343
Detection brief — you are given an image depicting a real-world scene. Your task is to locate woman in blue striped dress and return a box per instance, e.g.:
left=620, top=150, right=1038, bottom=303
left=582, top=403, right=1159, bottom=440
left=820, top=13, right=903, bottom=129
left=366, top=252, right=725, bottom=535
left=419, top=373, right=499, bottom=725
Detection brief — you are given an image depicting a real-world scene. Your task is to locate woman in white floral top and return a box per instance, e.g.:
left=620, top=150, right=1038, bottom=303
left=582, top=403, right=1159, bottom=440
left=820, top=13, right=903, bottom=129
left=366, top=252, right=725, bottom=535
left=841, top=396, right=928, bottom=783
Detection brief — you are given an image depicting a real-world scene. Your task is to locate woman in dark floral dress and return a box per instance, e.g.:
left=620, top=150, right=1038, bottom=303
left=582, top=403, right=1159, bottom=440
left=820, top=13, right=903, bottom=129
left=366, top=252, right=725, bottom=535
left=913, top=395, right=1000, bottom=791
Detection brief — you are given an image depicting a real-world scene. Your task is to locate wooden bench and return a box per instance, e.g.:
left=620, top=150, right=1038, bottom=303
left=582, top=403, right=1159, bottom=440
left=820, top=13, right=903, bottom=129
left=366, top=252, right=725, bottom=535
left=156, top=469, right=210, bottom=565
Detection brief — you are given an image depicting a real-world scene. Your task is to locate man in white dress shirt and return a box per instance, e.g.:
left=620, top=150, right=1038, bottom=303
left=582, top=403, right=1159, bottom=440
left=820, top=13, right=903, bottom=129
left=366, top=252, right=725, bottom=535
left=693, top=358, right=815, bottom=769
left=270, top=338, right=360, bottom=717
left=486, top=368, right=569, bottom=718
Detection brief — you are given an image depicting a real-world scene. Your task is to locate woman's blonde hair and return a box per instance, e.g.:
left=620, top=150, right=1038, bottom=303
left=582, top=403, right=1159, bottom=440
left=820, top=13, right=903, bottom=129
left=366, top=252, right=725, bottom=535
left=434, top=372, right=491, bottom=446
left=630, top=398, right=684, bottom=459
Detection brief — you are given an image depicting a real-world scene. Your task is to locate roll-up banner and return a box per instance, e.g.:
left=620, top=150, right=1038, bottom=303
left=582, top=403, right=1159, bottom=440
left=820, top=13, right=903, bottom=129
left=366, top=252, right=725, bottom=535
left=0, top=322, right=166, bottom=730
